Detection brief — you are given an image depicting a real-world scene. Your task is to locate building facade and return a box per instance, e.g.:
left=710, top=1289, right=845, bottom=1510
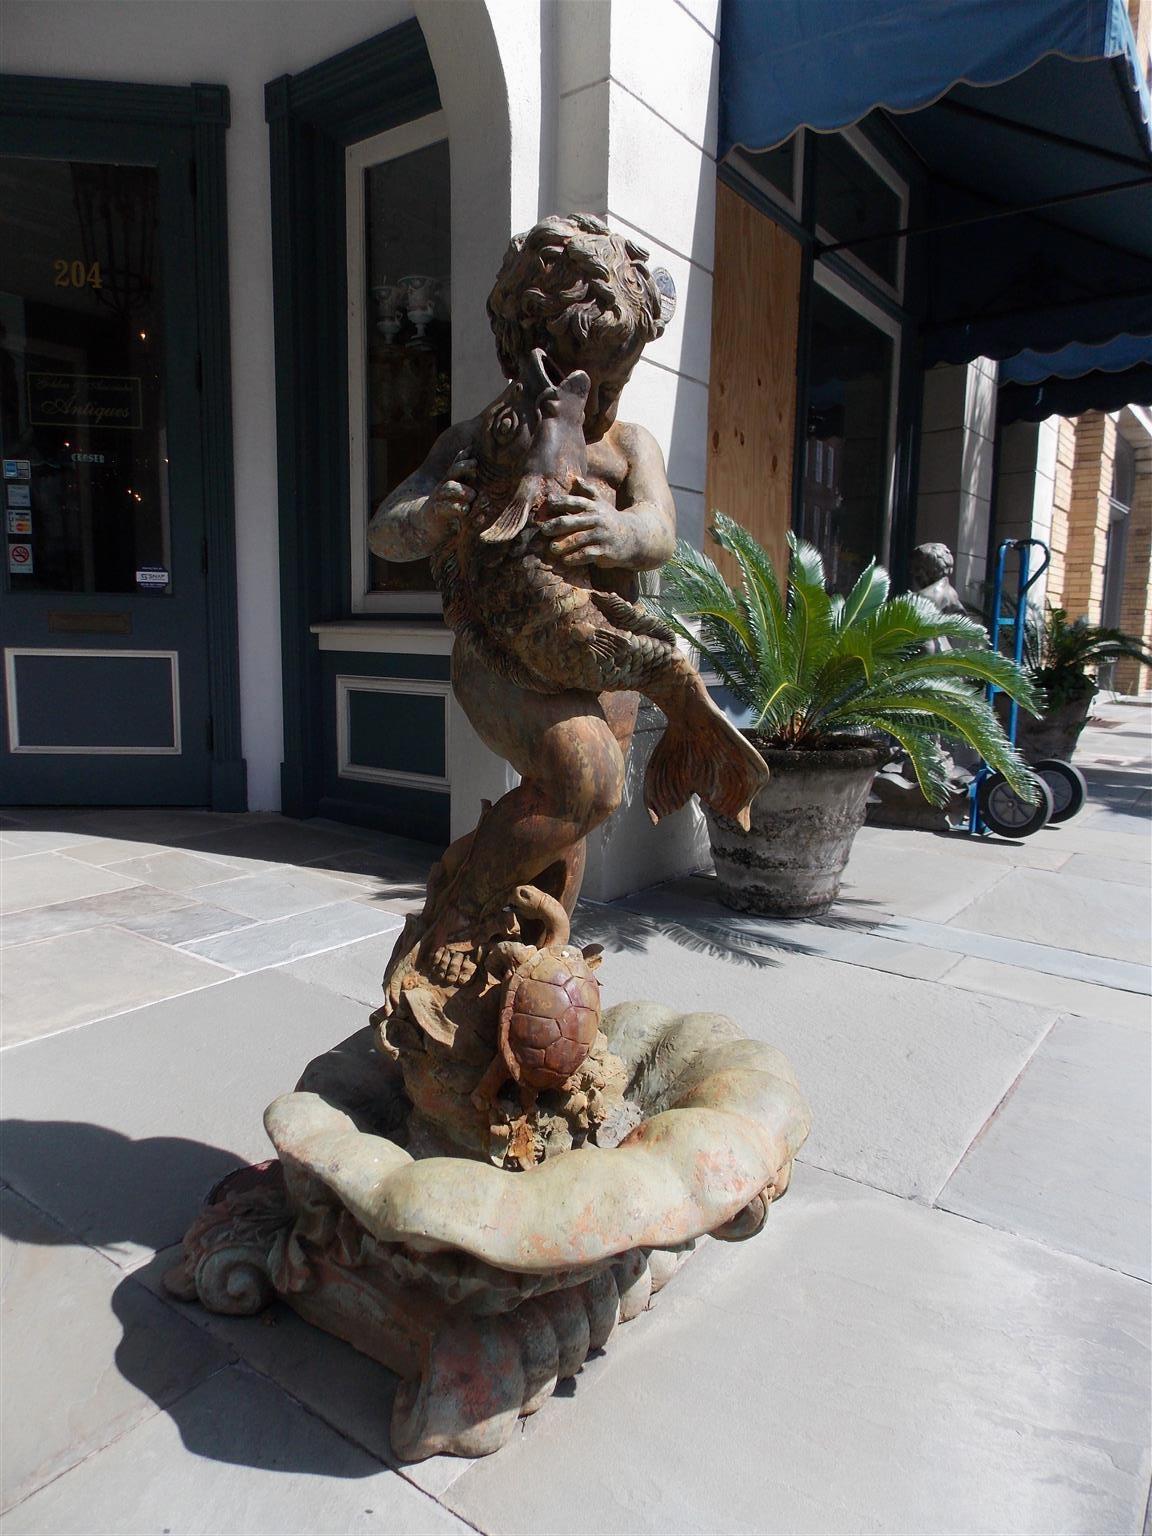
left=2, top=0, right=1149, bottom=898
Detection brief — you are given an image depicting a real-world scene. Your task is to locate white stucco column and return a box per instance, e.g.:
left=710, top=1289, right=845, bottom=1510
left=915, top=358, right=999, bottom=608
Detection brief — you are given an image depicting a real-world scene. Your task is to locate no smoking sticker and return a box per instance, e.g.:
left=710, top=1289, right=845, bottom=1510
left=8, top=542, right=33, bottom=574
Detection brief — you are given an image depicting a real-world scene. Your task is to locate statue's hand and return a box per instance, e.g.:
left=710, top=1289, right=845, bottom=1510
left=540, top=478, right=637, bottom=568
left=425, top=451, right=477, bottom=535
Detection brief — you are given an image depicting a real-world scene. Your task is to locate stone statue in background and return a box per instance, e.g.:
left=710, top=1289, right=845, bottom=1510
left=165, top=215, right=806, bottom=1463
left=869, top=540, right=979, bottom=829
left=908, top=540, right=971, bottom=624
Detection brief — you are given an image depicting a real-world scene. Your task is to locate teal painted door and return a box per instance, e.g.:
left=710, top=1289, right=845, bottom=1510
left=1, top=115, right=212, bottom=803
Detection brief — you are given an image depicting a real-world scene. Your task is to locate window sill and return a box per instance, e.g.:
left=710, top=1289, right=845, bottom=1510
left=310, top=619, right=452, bottom=655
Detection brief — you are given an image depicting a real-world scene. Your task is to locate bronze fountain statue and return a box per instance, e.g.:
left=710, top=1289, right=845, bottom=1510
left=165, top=215, right=809, bottom=1460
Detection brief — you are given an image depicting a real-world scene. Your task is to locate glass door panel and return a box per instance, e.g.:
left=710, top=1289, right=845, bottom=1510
left=348, top=122, right=451, bottom=606
left=0, top=114, right=212, bottom=806
left=800, top=283, right=895, bottom=593
left=1, top=158, right=172, bottom=596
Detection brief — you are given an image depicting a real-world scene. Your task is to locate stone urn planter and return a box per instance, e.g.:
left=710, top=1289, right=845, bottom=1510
left=705, top=742, right=889, bottom=918
left=1013, top=685, right=1095, bottom=764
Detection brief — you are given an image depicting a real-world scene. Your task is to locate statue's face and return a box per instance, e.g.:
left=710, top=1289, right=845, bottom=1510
left=545, top=332, right=643, bottom=440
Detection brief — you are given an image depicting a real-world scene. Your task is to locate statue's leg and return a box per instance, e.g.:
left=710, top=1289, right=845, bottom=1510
left=418, top=646, right=629, bottom=958
left=540, top=688, right=639, bottom=917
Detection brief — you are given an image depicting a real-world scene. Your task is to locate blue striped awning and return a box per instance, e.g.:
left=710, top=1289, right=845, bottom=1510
left=720, top=0, right=1152, bottom=368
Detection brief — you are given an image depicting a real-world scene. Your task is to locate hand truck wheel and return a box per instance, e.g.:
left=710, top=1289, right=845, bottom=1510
left=977, top=772, right=1054, bottom=838
left=1030, top=758, right=1087, bottom=823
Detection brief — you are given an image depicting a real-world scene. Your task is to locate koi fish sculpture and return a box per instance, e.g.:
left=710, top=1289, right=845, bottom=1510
left=430, top=349, right=768, bottom=828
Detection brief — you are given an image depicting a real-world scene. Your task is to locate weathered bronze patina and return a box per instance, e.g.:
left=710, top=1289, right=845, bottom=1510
left=166, top=215, right=807, bottom=1462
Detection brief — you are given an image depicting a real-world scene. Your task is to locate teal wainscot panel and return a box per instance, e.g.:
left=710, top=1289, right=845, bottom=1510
left=319, top=650, right=451, bottom=844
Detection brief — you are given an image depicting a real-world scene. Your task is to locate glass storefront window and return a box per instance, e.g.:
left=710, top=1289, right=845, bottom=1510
left=733, top=137, right=797, bottom=209
left=813, top=131, right=903, bottom=292
left=0, top=157, right=171, bottom=594
left=350, top=130, right=450, bottom=601
left=799, top=281, right=894, bottom=593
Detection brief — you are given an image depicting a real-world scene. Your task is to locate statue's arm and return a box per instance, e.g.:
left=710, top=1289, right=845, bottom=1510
left=616, top=422, right=677, bottom=571
left=366, top=419, right=478, bottom=563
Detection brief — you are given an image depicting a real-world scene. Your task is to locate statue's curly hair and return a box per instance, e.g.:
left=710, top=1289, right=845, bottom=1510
left=487, top=213, right=665, bottom=380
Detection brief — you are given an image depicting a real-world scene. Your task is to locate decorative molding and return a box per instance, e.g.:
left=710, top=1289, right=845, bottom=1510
left=192, top=96, right=247, bottom=810
left=5, top=648, right=181, bottom=755
left=311, top=621, right=453, bottom=655
left=335, top=674, right=450, bottom=791
left=0, top=76, right=244, bottom=807
left=267, top=20, right=442, bottom=817
left=346, top=111, right=448, bottom=615
left=0, top=75, right=229, bottom=125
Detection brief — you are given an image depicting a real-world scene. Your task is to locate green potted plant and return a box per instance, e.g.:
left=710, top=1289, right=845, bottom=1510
left=1016, top=606, right=1152, bottom=763
left=653, top=514, right=1041, bottom=917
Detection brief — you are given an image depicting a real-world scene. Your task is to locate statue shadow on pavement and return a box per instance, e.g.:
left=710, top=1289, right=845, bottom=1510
left=0, top=1119, right=395, bottom=1479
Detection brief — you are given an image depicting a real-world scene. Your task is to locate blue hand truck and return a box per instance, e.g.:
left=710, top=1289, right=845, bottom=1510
left=967, top=537, right=1087, bottom=839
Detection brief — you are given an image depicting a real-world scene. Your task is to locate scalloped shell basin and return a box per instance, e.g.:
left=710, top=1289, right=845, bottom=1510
left=265, top=1002, right=811, bottom=1273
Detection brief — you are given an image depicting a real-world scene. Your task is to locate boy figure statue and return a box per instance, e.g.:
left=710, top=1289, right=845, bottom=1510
left=369, top=214, right=764, bottom=999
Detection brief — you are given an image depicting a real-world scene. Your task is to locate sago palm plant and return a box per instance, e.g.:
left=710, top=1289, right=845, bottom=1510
left=653, top=513, right=1041, bottom=807
left=1027, top=606, right=1152, bottom=707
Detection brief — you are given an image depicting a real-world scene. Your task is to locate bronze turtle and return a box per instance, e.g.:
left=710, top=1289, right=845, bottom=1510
left=472, top=885, right=602, bottom=1111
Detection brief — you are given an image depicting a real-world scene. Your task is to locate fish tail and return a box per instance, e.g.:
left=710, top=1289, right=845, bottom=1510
left=644, top=679, right=768, bottom=831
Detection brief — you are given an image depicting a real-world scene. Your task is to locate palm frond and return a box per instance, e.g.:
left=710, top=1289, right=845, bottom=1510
left=657, top=515, right=1039, bottom=778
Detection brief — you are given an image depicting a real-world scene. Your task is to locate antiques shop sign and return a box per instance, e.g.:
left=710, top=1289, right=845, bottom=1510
left=28, top=373, right=143, bottom=431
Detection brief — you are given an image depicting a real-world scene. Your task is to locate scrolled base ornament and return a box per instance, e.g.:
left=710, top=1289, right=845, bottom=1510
left=165, top=1003, right=808, bottom=1462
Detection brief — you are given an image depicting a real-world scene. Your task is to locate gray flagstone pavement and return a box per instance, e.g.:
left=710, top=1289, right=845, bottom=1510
left=1, top=698, right=1149, bottom=1534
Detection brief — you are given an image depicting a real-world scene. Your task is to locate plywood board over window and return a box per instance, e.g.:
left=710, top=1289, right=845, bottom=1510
left=705, top=181, right=802, bottom=586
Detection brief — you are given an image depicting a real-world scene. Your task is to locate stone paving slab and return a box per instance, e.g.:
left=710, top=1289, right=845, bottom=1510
left=445, top=1168, right=1152, bottom=1536
left=1062, top=850, right=1152, bottom=885
left=180, top=901, right=402, bottom=972
left=0, top=1188, right=232, bottom=1514
left=874, top=916, right=1152, bottom=993
left=1, top=1364, right=472, bottom=1536
left=949, top=867, right=1152, bottom=964
left=0, top=970, right=370, bottom=1266
left=0, top=828, right=106, bottom=858
left=938, top=1013, right=1152, bottom=1279
left=0, top=884, right=196, bottom=947
left=0, top=852, right=142, bottom=915
left=182, top=865, right=374, bottom=921
left=119, top=901, right=258, bottom=947
left=837, top=836, right=1013, bottom=920
left=177, top=818, right=375, bottom=869
left=607, top=880, right=962, bottom=980
left=1, top=926, right=232, bottom=1046
left=134, top=1250, right=472, bottom=1502
left=943, top=954, right=1152, bottom=1027
left=281, top=933, right=394, bottom=1009
left=584, top=916, right=1056, bottom=1200
left=98, top=848, right=259, bottom=893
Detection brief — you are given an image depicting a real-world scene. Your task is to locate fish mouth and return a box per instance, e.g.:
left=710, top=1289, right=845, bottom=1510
left=524, top=347, right=590, bottom=404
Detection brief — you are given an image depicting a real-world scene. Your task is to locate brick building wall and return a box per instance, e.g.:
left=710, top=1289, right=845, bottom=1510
left=1059, top=412, right=1117, bottom=619
left=1114, top=442, right=1152, bottom=693
left=1044, top=417, right=1077, bottom=606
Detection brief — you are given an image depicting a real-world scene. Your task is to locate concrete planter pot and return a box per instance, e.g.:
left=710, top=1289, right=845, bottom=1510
left=1014, top=688, right=1095, bottom=764
left=705, top=742, right=888, bottom=918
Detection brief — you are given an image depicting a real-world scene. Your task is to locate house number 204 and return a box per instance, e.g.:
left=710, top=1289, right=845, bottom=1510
left=53, top=259, right=103, bottom=290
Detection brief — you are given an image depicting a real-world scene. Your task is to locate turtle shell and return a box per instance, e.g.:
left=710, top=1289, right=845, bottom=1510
left=500, top=944, right=601, bottom=1091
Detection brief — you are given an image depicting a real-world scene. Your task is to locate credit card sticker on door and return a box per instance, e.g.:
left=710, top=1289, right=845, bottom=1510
left=7, top=510, right=32, bottom=535
left=3, top=459, right=31, bottom=481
